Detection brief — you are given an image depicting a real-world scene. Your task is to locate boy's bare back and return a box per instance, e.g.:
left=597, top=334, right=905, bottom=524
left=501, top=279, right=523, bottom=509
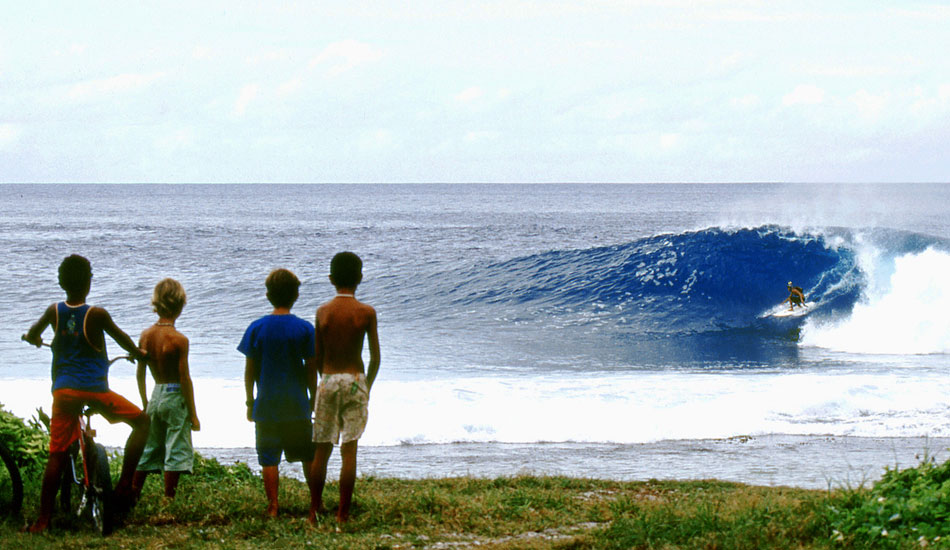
left=139, top=325, right=189, bottom=384
left=315, top=296, right=379, bottom=381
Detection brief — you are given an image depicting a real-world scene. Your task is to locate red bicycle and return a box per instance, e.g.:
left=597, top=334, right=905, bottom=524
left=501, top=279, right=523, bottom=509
left=24, top=336, right=129, bottom=535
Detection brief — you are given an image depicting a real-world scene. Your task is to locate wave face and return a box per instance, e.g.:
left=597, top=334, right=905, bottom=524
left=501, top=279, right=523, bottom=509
left=429, top=225, right=949, bottom=364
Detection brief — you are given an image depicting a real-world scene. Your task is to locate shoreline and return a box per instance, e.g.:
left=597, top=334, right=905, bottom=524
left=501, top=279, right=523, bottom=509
left=196, top=434, right=950, bottom=490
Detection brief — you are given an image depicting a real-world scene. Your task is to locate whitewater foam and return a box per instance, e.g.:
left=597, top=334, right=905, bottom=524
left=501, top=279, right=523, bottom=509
left=802, top=247, right=950, bottom=355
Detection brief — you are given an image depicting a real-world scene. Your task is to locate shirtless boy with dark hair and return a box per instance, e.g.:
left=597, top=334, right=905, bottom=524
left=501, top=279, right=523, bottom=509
left=309, top=251, right=380, bottom=524
left=132, top=278, right=199, bottom=499
left=23, top=254, right=149, bottom=532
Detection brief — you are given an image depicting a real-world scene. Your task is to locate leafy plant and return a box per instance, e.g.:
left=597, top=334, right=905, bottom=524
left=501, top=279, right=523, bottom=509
left=827, top=456, right=950, bottom=548
left=0, top=403, right=49, bottom=474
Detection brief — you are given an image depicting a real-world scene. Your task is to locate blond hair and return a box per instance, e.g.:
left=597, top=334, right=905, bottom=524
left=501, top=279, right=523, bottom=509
left=152, top=278, right=186, bottom=318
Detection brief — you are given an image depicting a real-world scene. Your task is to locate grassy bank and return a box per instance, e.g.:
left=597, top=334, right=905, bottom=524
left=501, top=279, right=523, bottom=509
left=0, top=452, right=843, bottom=550
left=3, top=450, right=949, bottom=549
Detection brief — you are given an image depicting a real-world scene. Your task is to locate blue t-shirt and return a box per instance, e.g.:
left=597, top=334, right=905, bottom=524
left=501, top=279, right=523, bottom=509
left=237, top=314, right=315, bottom=423
left=51, top=302, right=110, bottom=392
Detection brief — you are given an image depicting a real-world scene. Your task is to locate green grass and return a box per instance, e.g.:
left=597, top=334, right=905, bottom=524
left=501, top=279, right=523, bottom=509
left=6, top=406, right=949, bottom=549
left=0, top=452, right=832, bottom=550
left=3, top=451, right=949, bottom=549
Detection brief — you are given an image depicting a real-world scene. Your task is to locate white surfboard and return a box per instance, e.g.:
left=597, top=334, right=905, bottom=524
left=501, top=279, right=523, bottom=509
left=768, top=304, right=809, bottom=318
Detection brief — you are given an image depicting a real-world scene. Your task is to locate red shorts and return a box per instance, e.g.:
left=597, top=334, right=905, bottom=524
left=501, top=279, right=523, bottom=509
left=49, top=389, right=144, bottom=453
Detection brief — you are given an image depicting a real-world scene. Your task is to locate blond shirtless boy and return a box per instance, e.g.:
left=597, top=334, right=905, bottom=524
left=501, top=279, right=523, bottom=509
left=308, top=252, right=380, bottom=524
left=132, top=278, right=199, bottom=499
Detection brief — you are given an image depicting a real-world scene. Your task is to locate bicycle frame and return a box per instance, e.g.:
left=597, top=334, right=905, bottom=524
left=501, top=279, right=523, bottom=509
left=71, top=409, right=97, bottom=509
left=61, top=405, right=113, bottom=535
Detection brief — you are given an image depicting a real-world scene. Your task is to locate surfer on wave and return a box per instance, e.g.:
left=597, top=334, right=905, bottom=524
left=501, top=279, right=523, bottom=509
left=784, top=281, right=806, bottom=311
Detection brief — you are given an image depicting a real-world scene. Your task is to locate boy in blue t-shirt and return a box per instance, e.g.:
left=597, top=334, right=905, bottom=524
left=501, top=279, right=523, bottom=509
left=238, top=268, right=317, bottom=517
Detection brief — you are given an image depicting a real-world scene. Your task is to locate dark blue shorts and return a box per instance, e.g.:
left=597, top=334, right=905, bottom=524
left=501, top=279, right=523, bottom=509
left=255, top=420, right=315, bottom=466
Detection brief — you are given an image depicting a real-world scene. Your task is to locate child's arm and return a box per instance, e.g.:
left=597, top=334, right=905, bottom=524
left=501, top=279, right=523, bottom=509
left=23, top=304, right=56, bottom=346
left=136, top=334, right=148, bottom=408
left=244, top=357, right=258, bottom=422
left=305, top=356, right=317, bottom=413
left=366, top=309, right=380, bottom=390
left=94, top=307, right=147, bottom=361
left=313, top=315, right=325, bottom=376
left=178, top=338, right=200, bottom=431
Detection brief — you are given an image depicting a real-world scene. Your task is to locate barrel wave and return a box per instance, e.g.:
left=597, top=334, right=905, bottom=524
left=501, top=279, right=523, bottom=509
left=426, top=225, right=949, bottom=367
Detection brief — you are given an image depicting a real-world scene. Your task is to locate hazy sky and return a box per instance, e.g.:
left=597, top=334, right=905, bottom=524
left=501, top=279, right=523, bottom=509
left=2, top=1, right=948, bottom=183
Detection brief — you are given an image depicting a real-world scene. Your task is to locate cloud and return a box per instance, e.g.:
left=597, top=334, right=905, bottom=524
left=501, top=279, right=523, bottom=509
left=277, top=78, right=302, bottom=96
left=309, top=40, right=382, bottom=77
left=783, top=84, right=825, bottom=106
left=192, top=46, right=215, bottom=60
left=246, top=49, right=293, bottom=66
left=67, top=72, right=166, bottom=101
left=802, top=63, right=896, bottom=78
left=154, top=128, right=196, bottom=153
left=357, top=129, right=395, bottom=152
left=718, top=52, right=744, bottom=70
left=455, top=86, right=484, bottom=103
left=0, top=123, right=21, bottom=150
left=234, top=84, right=260, bottom=116
left=850, top=89, right=887, bottom=120
left=659, top=133, right=680, bottom=150
left=464, top=130, right=500, bottom=144
left=731, top=94, right=760, bottom=108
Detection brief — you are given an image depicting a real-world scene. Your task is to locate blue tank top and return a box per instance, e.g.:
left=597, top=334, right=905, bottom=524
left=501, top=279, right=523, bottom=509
left=51, top=302, right=110, bottom=392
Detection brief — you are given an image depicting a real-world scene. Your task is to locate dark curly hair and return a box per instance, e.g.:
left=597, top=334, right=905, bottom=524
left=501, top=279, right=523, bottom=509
left=330, top=252, right=362, bottom=288
left=58, top=254, right=92, bottom=295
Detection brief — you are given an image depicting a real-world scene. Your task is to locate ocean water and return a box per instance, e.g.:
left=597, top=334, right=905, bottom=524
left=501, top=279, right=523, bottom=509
left=1, top=183, right=949, bottom=488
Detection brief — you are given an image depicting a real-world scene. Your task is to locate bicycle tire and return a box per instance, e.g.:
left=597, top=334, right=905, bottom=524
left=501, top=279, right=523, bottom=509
left=0, top=442, right=24, bottom=516
left=88, top=443, right=113, bottom=535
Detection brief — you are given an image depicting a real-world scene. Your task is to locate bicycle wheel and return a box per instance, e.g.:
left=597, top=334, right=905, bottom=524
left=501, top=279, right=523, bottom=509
left=0, top=442, right=24, bottom=516
left=86, top=443, right=113, bottom=535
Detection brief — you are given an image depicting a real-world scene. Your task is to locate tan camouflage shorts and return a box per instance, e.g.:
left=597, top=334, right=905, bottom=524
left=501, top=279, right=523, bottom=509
left=312, top=373, right=369, bottom=444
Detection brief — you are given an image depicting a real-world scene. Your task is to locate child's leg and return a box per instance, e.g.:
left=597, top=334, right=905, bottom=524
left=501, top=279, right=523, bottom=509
left=131, top=470, right=149, bottom=497
left=163, top=471, right=182, bottom=498
left=262, top=466, right=279, bottom=517
left=31, top=390, right=81, bottom=532
left=117, top=412, right=151, bottom=495
left=337, top=441, right=358, bottom=523
left=94, top=391, right=150, bottom=500
left=308, top=443, right=333, bottom=522
left=28, top=452, right=68, bottom=533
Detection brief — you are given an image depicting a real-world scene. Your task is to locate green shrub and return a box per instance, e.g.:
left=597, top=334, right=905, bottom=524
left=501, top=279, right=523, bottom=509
left=0, top=403, right=49, bottom=474
left=827, top=456, right=950, bottom=548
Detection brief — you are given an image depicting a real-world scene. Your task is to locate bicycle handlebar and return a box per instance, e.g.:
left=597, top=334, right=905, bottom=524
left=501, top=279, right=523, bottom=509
left=22, top=334, right=135, bottom=365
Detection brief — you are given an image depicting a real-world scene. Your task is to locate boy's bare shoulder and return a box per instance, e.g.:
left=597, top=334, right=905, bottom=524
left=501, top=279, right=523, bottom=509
left=141, top=325, right=189, bottom=346
left=163, top=328, right=190, bottom=348
left=316, top=298, right=376, bottom=322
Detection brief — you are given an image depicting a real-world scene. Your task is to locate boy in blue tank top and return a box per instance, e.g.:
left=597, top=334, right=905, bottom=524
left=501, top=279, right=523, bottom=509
left=23, top=254, right=150, bottom=533
left=238, top=268, right=317, bottom=518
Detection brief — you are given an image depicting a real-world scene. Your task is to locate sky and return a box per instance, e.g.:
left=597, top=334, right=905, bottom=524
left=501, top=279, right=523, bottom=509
left=1, top=1, right=949, bottom=184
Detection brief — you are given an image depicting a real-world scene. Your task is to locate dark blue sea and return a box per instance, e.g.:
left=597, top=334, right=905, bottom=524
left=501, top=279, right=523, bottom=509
left=2, top=183, right=949, bottom=488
